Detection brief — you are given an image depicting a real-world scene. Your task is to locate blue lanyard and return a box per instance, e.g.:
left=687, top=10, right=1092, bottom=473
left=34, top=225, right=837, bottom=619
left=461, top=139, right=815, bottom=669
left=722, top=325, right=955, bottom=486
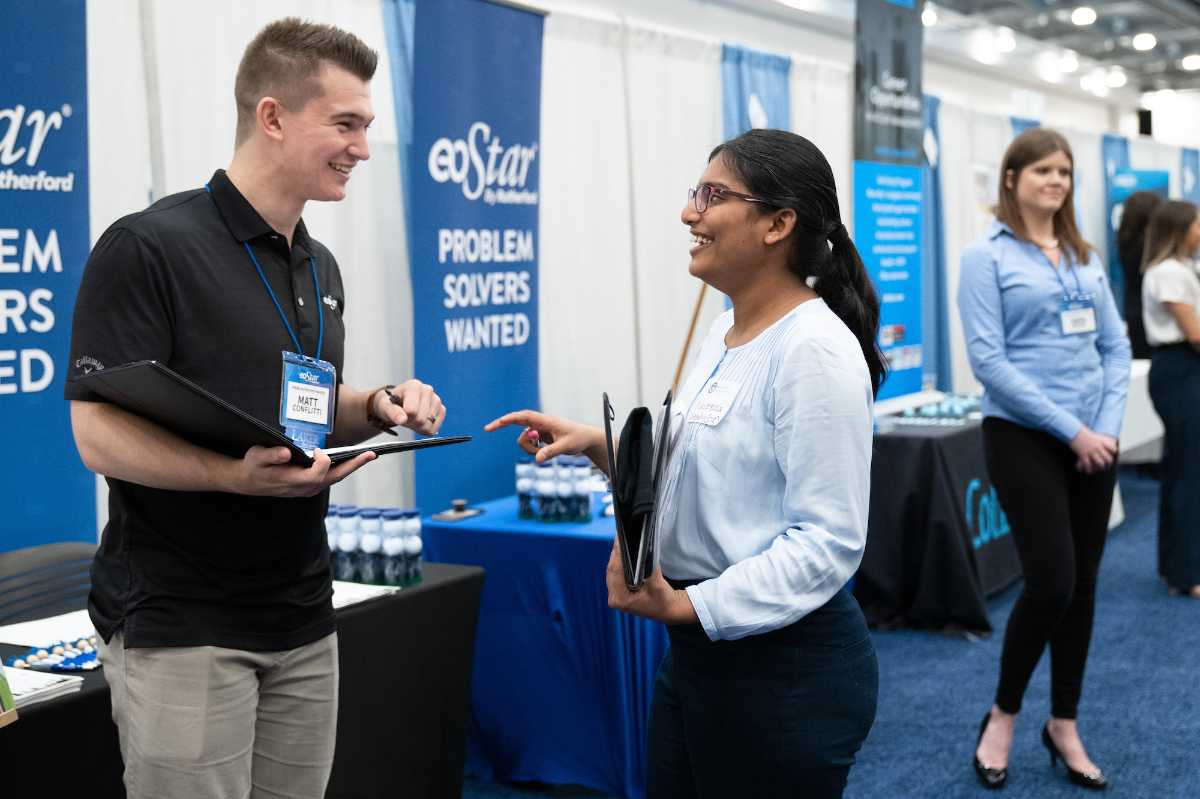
left=1041, top=246, right=1084, bottom=297
left=204, top=184, right=324, bottom=359
left=242, top=242, right=324, bottom=360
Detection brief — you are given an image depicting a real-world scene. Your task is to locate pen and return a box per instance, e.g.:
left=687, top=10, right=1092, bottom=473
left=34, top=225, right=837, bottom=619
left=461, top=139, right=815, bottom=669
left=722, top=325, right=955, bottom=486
left=377, top=388, right=400, bottom=436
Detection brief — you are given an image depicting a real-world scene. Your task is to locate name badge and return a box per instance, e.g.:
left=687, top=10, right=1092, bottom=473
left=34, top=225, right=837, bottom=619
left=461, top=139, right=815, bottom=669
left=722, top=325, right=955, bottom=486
left=279, top=351, right=337, bottom=452
left=687, top=379, right=742, bottom=426
left=1059, top=293, right=1097, bottom=336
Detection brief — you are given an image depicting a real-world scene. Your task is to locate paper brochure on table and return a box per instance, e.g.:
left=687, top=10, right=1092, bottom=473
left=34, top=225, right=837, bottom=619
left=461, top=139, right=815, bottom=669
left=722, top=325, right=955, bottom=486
left=2, top=665, right=83, bottom=708
left=331, top=581, right=400, bottom=609
left=0, top=609, right=95, bottom=648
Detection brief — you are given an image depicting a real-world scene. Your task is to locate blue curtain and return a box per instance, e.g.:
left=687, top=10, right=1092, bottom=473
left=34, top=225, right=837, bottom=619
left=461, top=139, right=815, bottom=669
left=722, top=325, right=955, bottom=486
left=1010, top=116, right=1039, bottom=136
left=1183, top=148, right=1200, bottom=204
left=922, top=95, right=951, bottom=390
left=381, top=0, right=416, bottom=224
left=1101, top=134, right=1131, bottom=300
left=721, top=44, right=791, bottom=140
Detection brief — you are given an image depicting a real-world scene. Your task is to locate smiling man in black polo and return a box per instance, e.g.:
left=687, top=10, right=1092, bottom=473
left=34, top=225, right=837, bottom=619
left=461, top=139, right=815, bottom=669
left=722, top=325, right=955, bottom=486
left=64, top=19, right=438, bottom=799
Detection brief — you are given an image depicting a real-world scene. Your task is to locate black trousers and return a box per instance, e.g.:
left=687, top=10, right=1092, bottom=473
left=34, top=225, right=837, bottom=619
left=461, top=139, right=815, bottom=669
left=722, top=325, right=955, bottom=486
left=1148, top=344, right=1200, bottom=591
left=646, top=586, right=878, bottom=799
left=983, top=417, right=1116, bottom=719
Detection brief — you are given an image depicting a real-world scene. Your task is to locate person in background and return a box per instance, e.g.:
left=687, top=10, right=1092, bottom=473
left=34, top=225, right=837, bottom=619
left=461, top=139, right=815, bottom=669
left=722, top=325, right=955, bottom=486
left=1117, top=190, right=1165, bottom=359
left=1140, top=199, right=1200, bottom=598
left=959, top=128, right=1130, bottom=791
left=65, top=19, right=443, bottom=798
left=486, top=129, right=881, bottom=798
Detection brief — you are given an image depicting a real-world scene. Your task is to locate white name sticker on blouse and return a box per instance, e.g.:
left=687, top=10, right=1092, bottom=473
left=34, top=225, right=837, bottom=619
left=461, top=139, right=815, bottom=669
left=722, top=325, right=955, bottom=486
left=687, top=379, right=742, bottom=426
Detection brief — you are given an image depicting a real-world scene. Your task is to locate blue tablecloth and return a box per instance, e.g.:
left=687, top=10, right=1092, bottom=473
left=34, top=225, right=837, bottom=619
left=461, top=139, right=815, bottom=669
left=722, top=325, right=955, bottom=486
left=423, top=496, right=668, bottom=799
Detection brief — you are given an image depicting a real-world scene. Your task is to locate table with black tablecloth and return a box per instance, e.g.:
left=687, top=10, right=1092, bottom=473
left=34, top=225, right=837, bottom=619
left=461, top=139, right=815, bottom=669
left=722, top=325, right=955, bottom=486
left=422, top=497, right=667, bottom=799
left=854, top=420, right=1022, bottom=632
left=1, top=562, right=484, bottom=799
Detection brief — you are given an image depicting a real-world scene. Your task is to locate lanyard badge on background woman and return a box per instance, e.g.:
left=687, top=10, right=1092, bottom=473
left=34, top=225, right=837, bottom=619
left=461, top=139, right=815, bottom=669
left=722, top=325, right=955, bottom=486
left=1047, top=256, right=1096, bottom=336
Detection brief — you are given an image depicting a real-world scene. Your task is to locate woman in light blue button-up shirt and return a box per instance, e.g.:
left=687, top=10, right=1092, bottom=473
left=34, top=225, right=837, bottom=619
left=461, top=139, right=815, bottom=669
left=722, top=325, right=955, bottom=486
left=961, top=128, right=1130, bottom=791
left=487, top=129, right=882, bottom=798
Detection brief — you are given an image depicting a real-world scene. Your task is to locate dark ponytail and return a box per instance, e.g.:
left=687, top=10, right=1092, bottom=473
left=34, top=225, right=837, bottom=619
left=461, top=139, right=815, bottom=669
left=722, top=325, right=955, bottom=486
left=710, top=129, right=887, bottom=396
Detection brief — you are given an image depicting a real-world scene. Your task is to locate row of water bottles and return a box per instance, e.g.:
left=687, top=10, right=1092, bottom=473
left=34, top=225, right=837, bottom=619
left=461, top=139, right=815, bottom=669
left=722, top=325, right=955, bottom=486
left=516, top=456, right=605, bottom=523
left=326, top=504, right=423, bottom=586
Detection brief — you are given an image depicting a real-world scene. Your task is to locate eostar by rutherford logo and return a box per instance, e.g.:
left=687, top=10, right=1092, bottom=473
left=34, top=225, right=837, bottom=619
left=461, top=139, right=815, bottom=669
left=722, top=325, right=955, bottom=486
left=0, top=104, right=76, bottom=192
left=427, top=122, right=537, bottom=206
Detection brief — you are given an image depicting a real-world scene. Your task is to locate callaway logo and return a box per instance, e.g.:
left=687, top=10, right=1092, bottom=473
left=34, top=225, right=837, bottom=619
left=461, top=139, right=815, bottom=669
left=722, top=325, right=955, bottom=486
left=322, top=295, right=339, bottom=311
left=74, top=355, right=104, bottom=374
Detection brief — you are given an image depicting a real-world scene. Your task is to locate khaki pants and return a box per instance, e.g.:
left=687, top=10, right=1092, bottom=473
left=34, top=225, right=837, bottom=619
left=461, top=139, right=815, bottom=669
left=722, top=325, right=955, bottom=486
left=98, top=631, right=338, bottom=799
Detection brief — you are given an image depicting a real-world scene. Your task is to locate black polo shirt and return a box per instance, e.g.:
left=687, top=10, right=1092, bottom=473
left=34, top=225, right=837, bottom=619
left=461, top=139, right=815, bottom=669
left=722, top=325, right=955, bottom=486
left=65, top=169, right=347, bottom=651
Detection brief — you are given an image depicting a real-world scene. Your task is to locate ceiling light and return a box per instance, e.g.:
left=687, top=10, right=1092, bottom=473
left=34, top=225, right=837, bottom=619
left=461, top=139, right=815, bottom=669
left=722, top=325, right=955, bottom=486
left=1059, top=51, right=1080, bottom=73
left=995, top=27, right=1016, bottom=53
left=922, top=4, right=937, bottom=27
left=1132, top=33, right=1157, bottom=51
left=968, top=28, right=1001, bottom=65
left=1182, top=54, right=1200, bottom=71
left=1106, top=68, right=1127, bottom=88
left=1035, top=51, right=1064, bottom=83
left=1071, top=6, right=1097, bottom=26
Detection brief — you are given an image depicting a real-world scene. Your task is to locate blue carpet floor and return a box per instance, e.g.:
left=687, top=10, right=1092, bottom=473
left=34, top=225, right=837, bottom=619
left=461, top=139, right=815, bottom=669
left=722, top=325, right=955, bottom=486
left=466, top=469, right=1197, bottom=798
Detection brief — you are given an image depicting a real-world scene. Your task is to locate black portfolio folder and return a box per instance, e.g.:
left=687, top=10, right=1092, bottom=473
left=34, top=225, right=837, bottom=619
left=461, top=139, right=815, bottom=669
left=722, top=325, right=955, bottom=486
left=603, top=390, right=672, bottom=591
left=71, top=360, right=471, bottom=467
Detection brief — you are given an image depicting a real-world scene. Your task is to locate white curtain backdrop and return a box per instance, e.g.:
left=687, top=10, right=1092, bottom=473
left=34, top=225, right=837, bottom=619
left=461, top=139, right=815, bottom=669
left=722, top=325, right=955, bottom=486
left=790, top=57, right=853, bottom=227
left=538, top=13, right=639, bottom=427
left=623, top=23, right=725, bottom=409
left=1060, top=128, right=1105, bottom=254
left=938, top=104, right=1011, bottom=394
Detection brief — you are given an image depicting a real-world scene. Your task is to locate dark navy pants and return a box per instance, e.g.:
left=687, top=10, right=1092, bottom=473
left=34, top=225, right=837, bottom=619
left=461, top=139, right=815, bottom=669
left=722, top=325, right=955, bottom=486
left=646, top=586, right=878, bottom=798
left=1149, top=343, right=1200, bottom=591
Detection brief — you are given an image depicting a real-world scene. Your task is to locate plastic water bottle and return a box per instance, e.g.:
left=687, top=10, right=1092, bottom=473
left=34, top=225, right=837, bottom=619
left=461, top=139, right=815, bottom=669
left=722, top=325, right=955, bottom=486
left=572, top=458, right=594, bottom=521
left=536, top=463, right=557, bottom=522
left=555, top=458, right=575, bottom=522
left=403, top=510, right=423, bottom=585
left=356, top=508, right=383, bottom=585
left=325, top=504, right=341, bottom=577
left=334, top=506, right=360, bottom=582
left=380, top=509, right=406, bottom=587
left=516, top=458, right=536, bottom=519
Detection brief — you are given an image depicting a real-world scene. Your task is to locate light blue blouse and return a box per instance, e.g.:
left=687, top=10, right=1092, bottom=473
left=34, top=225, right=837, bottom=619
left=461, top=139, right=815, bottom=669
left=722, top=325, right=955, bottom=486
left=656, top=298, right=874, bottom=641
left=957, top=220, right=1130, bottom=443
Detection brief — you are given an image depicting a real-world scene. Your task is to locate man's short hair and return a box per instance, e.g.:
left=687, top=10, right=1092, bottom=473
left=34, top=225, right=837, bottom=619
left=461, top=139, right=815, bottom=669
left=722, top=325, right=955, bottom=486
left=234, top=18, right=378, bottom=146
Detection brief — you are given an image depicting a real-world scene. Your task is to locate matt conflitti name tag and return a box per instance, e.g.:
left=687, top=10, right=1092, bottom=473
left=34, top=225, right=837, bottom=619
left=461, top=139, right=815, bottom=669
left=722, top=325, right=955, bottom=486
left=687, top=379, right=742, bottom=427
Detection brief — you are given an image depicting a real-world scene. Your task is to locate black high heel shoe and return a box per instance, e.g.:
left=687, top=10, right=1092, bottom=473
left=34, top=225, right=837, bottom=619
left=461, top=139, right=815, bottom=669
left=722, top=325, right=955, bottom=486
left=973, top=712, right=1008, bottom=789
left=1041, top=724, right=1108, bottom=790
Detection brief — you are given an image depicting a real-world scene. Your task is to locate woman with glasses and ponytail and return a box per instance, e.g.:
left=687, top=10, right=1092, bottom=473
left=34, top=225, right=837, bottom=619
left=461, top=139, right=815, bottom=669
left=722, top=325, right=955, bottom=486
left=960, top=128, right=1130, bottom=791
left=486, top=129, right=881, bottom=797
left=1140, top=199, right=1200, bottom=598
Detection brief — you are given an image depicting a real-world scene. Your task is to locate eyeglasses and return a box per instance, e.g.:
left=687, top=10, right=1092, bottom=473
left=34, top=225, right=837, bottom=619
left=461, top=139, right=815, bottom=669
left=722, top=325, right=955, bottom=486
left=688, top=183, right=774, bottom=213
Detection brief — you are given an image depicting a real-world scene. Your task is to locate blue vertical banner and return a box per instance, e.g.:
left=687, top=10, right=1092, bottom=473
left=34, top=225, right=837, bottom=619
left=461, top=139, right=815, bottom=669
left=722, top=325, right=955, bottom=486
left=1, top=0, right=93, bottom=551
left=854, top=0, right=925, bottom=399
left=408, top=0, right=542, bottom=514
left=1101, top=133, right=1131, bottom=296
left=1182, top=148, right=1200, bottom=205
left=720, top=45, right=791, bottom=140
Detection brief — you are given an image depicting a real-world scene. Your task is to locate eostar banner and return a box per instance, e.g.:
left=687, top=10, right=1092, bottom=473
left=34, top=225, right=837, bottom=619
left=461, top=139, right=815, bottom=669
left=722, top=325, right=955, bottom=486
left=854, top=0, right=925, bottom=399
left=1, top=0, right=93, bottom=551
left=408, top=0, right=542, bottom=513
